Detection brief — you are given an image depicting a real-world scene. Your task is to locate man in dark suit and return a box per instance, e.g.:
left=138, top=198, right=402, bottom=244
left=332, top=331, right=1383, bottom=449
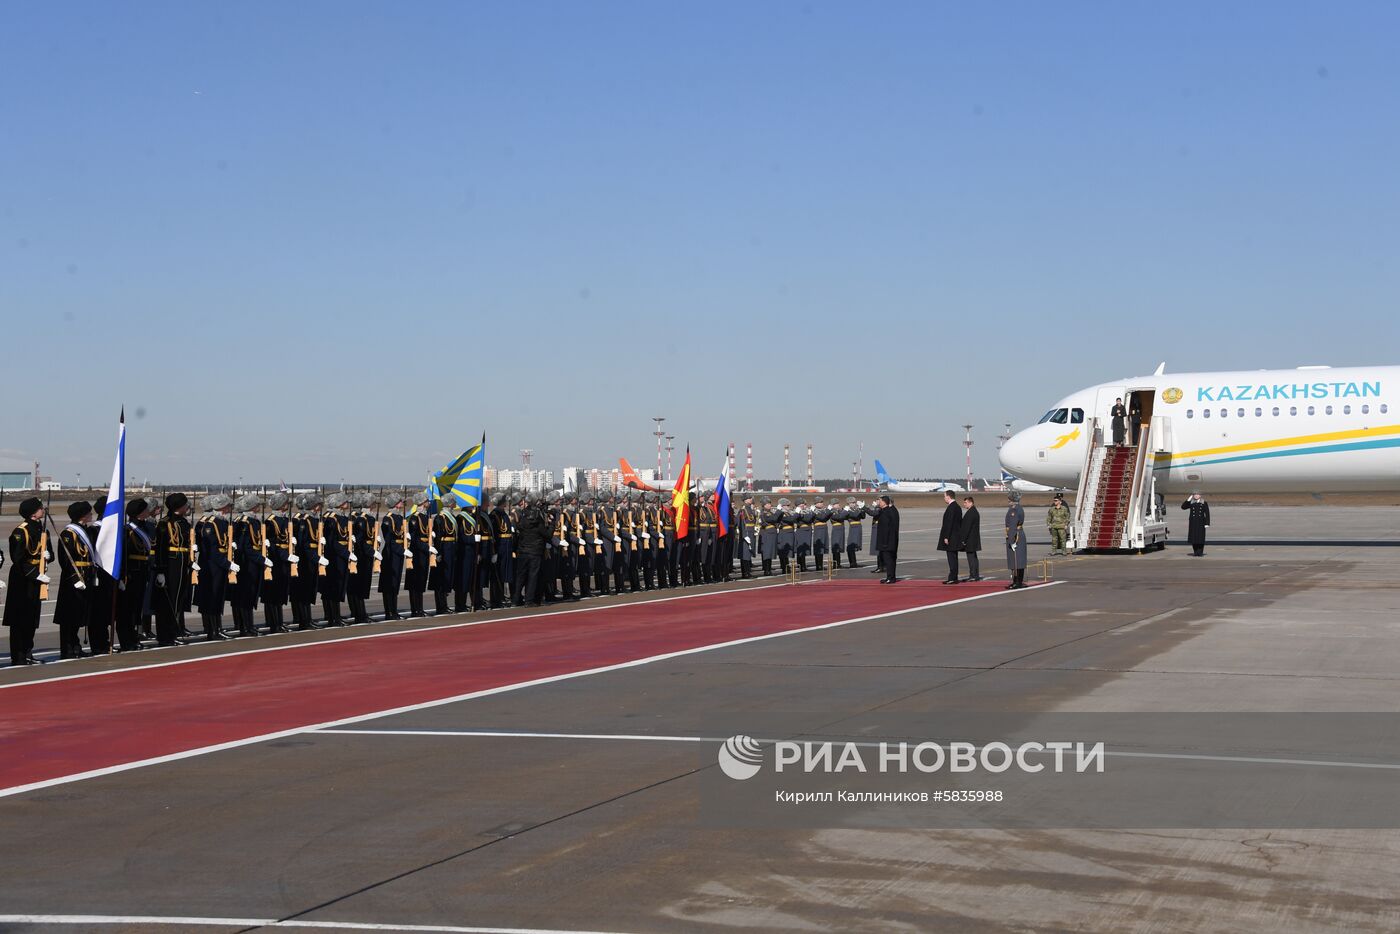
left=1111, top=397, right=1128, bottom=446
left=937, top=490, right=963, bottom=584
left=876, top=495, right=900, bottom=584
left=959, top=496, right=982, bottom=581
left=1182, top=493, right=1210, bottom=556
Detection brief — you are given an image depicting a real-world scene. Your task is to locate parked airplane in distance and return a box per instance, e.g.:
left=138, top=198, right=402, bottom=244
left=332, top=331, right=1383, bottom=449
left=999, top=364, right=1400, bottom=492
left=873, top=460, right=963, bottom=493
left=619, top=458, right=715, bottom=493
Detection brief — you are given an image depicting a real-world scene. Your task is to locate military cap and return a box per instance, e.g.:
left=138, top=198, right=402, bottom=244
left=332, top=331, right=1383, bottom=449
left=204, top=493, right=231, bottom=511
left=266, top=491, right=290, bottom=510
left=125, top=498, right=149, bottom=519
left=846, top=496, right=856, bottom=504
left=18, top=497, right=43, bottom=519
left=1007, top=492, right=1021, bottom=502
left=778, top=498, right=790, bottom=507
left=92, top=495, right=107, bottom=516
left=236, top=493, right=261, bottom=513
left=67, top=501, right=93, bottom=522
left=163, top=492, right=188, bottom=511
left=413, top=491, right=430, bottom=507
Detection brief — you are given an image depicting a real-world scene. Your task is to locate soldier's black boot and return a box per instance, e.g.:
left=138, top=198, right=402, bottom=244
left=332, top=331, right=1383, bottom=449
left=779, top=554, right=789, bottom=575
left=740, top=560, right=752, bottom=579
left=833, top=552, right=842, bottom=568
left=409, top=591, right=426, bottom=618
left=816, top=553, right=824, bottom=572
left=383, top=594, right=401, bottom=620
left=847, top=545, right=858, bottom=567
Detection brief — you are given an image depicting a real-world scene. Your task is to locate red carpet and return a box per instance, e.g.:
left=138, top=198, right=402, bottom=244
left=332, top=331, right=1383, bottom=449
left=0, top=580, right=1023, bottom=794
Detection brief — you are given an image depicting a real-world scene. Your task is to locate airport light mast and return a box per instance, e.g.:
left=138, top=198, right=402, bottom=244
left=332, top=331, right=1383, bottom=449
left=665, top=435, right=675, bottom=481
left=963, top=424, right=974, bottom=492
left=652, top=417, right=666, bottom=482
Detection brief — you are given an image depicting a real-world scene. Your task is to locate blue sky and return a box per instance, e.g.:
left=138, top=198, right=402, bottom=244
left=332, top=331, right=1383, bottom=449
left=4, top=1, right=1399, bottom=485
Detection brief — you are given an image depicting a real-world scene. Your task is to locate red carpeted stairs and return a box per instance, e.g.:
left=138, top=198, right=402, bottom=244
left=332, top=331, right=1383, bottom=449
left=1087, top=446, right=1137, bottom=549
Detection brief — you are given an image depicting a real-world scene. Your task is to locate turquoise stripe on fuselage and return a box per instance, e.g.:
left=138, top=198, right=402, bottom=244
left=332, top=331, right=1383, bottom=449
left=1154, top=437, right=1400, bottom=471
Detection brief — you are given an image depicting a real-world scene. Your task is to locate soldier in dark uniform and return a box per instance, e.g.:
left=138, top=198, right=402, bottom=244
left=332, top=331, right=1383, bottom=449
left=454, top=501, right=479, bottom=614
left=490, top=494, right=513, bottom=608
left=290, top=492, right=325, bottom=629
left=623, top=491, right=643, bottom=593
left=580, top=494, right=602, bottom=598
left=5, top=497, right=52, bottom=665
left=194, top=494, right=234, bottom=641
left=569, top=495, right=591, bottom=598
left=230, top=493, right=266, bottom=636
left=1182, top=493, right=1210, bottom=556
left=635, top=493, right=654, bottom=591
left=262, top=492, right=294, bottom=632
left=845, top=498, right=867, bottom=569
left=153, top=492, right=194, bottom=646
left=84, top=495, right=113, bottom=654
left=378, top=492, right=408, bottom=621
left=136, top=497, right=162, bottom=639
left=318, top=491, right=352, bottom=626
left=429, top=495, right=458, bottom=615
left=553, top=494, right=577, bottom=601
left=117, top=498, right=154, bottom=651
left=514, top=495, right=549, bottom=606
left=1129, top=393, right=1144, bottom=445
left=474, top=500, right=496, bottom=609
left=794, top=499, right=813, bottom=573
left=405, top=493, right=432, bottom=617
left=651, top=493, right=671, bottom=589
left=811, top=498, right=830, bottom=572
left=662, top=494, right=679, bottom=587
left=1005, top=493, right=1028, bottom=589
left=55, top=501, right=98, bottom=658
left=737, top=495, right=756, bottom=579
left=348, top=492, right=378, bottom=624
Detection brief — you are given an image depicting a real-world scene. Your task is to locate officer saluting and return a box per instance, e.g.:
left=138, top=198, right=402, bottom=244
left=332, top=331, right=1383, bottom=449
left=1182, top=493, right=1210, bottom=557
left=5, top=497, right=53, bottom=665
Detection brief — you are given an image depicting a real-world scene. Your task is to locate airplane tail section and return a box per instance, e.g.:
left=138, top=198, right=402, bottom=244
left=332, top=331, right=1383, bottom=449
left=874, top=460, right=893, bottom=484
left=618, top=458, right=651, bottom=491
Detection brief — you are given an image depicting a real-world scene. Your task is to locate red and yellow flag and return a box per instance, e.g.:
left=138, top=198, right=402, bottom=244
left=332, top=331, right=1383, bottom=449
left=671, top=447, right=692, bottom=538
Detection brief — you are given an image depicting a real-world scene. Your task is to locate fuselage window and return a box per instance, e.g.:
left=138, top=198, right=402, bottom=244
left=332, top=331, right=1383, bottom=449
left=1070, top=408, right=1085, bottom=423
left=1290, top=406, right=1298, bottom=416
left=1238, top=408, right=1246, bottom=418
left=1307, top=405, right=1316, bottom=416
left=1254, top=407, right=1262, bottom=417
left=1272, top=406, right=1280, bottom=416
left=1383, top=404, right=1390, bottom=414
left=1220, top=408, right=1228, bottom=418
left=1325, top=405, right=1333, bottom=415
left=1363, top=404, right=1371, bottom=415
left=1344, top=405, right=1351, bottom=415
left=1186, top=409, right=1194, bottom=419
left=1203, top=408, right=1211, bottom=418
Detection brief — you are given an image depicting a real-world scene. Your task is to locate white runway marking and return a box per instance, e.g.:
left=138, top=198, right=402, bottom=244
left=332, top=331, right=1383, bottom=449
left=0, top=916, right=635, bottom=933
left=314, top=727, right=1400, bottom=771
left=0, top=583, right=1058, bottom=800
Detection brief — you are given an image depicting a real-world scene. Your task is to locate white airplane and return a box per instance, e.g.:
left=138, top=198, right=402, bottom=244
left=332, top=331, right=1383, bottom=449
left=999, top=364, right=1400, bottom=493
left=873, top=460, right=964, bottom=493
left=1000, top=470, right=1058, bottom=494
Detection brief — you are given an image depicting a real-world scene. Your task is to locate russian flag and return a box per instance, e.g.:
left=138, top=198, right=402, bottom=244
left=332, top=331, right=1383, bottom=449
left=713, top=453, right=731, bottom=538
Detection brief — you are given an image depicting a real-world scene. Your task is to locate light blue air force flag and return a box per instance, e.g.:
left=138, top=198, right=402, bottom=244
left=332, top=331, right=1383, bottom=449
left=94, top=409, right=125, bottom=579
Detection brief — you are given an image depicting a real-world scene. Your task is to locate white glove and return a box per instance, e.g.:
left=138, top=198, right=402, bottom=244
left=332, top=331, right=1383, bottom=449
left=429, top=546, right=438, bottom=555
left=229, top=562, right=241, bottom=573
left=318, top=556, right=329, bottom=567
left=642, top=533, right=650, bottom=539
left=630, top=535, right=638, bottom=542
left=156, top=573, right=166, bottom=586
left=288, top=555, right=300, bottom=564
left=290, top=536, right=298, bottom=546
left=373, top=551, right=382, bottom=560
left=474, top=534, right=481, bottom=543
left=319, top=537, right=326, bottom=546
left=119, top=581, right=127, bottom=591
left=192, top=562, right=201, bottom=572
left=264, top=557, right=274, bottom=568
left=75, top=579, right=87, bottom=590
left=349, top=553, right=358, bottom=563
left=593, top=538, right=602, bottom=545
left=403, top=548, right=412, bottom=558
left=744, top=536, right=752, bottom=545
left=37, top=573, right=51, bottom=584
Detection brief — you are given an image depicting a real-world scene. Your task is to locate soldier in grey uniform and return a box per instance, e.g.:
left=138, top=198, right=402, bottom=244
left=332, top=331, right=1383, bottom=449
left=844, top=497, right=865, bottom=568
left=830, top=498, right=847, bottom=567
left=793, top=499, right=812, bottom=572
left=738, top=495, right=757, bottom=579
left=811, top=497, right=830, bottom=571
left=775, top=498, right=795, bottom=575
left=758, top=498, right=778, bottom=576
left=1005, top=493, right=1028, bottom=589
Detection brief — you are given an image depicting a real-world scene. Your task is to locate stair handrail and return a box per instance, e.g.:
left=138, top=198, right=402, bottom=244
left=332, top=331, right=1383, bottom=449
left=1071, top=417, right=1103, bottom=546
left=1122, top=420, right=1154, bottom=548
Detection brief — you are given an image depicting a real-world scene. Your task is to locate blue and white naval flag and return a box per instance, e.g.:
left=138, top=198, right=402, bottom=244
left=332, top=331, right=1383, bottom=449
left=93, top=409, right=125, bottom=579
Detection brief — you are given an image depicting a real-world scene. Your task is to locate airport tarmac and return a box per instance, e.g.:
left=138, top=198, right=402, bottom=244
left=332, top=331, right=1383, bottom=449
left=3, top=505, right=1400, bottom=933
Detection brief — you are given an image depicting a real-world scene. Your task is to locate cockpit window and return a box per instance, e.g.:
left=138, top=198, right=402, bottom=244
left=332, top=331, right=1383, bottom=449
left=1037, top=408, right=1069, bottom=425
left=1070, top=408, right=1084, bottom=424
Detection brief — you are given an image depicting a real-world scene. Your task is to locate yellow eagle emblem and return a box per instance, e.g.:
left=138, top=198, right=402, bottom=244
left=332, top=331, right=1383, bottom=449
left=1161, top=387, right=1184, bottom=404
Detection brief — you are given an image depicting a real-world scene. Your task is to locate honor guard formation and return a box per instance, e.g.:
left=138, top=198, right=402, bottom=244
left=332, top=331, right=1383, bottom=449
left=5, top=489, right=894, bottom=665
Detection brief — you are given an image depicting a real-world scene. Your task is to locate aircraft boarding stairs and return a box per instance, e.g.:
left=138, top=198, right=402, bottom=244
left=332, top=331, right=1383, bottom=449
left=1067, top=417, right=1170, bottom=553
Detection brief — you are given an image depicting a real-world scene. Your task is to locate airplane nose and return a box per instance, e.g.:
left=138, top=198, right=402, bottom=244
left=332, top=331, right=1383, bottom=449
left=999, top=431, right=1034, bottom=477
